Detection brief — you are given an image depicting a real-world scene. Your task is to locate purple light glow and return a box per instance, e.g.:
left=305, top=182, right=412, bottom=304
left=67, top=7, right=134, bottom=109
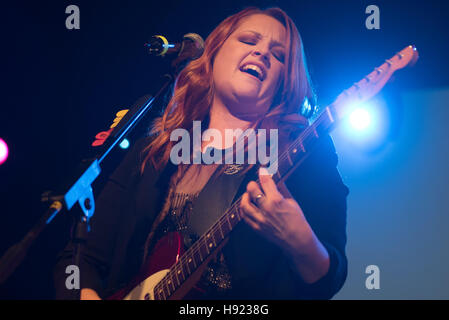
left=0, top=138, right=9, bottom=165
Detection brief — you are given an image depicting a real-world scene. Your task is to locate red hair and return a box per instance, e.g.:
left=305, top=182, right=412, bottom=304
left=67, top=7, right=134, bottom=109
left=141, top=6, right=315, bottom=174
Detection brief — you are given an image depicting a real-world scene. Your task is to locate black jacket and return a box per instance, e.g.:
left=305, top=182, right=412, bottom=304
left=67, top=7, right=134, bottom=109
left=54, top=133, right=349, bottom=300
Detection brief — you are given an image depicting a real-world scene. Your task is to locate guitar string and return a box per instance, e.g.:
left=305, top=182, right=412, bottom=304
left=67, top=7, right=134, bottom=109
left=130, top=53, right=402, bottom=297
left=155, top=57, right=400, bottom=297
left=154, top=110, right=333, bottom=298
left=154, top=111, right=333, bottom=299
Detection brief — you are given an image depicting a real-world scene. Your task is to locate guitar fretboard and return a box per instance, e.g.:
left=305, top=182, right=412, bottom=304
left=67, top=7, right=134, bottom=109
left=152, top=45, right=418, bottom=299
left=153, top=105, right=338, bottom=300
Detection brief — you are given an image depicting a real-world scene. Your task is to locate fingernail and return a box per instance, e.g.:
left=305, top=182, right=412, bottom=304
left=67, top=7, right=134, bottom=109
left=259, top=167, right=270, bottom=177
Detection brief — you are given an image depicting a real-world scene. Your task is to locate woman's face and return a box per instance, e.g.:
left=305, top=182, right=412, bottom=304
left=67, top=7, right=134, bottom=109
left=212, top=14, right=287, bottom=119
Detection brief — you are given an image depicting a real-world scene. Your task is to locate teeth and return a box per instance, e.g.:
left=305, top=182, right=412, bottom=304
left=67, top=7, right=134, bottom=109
left=241, top=64, right=264, bottom=80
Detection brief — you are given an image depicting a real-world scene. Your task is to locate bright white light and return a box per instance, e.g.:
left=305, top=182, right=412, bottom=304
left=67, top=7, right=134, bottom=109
left=335, top=99, right=389, bottom=151
left=0, top=138, right=9, bottom=165
left=119, top=138, right=130, bottom=149
left=350, top=108, right=372, bottom=131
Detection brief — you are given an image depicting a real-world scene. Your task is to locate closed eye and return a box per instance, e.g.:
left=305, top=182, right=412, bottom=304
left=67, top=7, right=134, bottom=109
left=240, top=37, right=285, bottom=63
left=273, top=51, right=285, bottom=63
left=240, top=39, right=257, bottom=45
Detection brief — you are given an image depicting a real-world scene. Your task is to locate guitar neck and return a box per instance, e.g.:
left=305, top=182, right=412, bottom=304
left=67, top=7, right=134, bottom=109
left=152, top=105, right=338, bottom=300
left=152, top=45, right=418, bottom=300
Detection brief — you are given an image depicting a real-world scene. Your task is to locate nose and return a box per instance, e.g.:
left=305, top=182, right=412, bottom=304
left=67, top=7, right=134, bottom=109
left=252, top=49, right=270, bottom=68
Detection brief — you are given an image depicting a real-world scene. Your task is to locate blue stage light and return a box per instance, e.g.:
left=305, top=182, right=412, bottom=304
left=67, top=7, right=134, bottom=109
left=349, top=108, right=372, bottom=131
left=336, top=99, right=390, bottom=150
left=119, top=138, right=130, bottom=149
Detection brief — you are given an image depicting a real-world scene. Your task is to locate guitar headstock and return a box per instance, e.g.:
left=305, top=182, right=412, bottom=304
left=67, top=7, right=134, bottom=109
left=332, top=45, right=419, bottom=120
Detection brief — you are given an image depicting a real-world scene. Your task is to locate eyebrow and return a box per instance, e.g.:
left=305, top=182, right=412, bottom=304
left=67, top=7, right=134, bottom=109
left=240, top=30, right=286, bottom=49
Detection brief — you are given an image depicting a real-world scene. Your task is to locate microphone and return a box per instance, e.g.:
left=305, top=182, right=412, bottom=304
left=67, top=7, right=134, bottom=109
left=144, top=33, right=204, bottom=60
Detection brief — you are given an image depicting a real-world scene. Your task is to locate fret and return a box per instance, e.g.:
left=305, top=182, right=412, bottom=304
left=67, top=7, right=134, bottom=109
left=155, top=284, right=165, bottom=300
left=199, top=240, right=209, bottom=259
left=163, top=279, right=171, bottom=299
left=286, top=148, right=294, bottom=166
left=329, top=104, right=341, bottom=124
left=203, top=238, right=210, bottom=255
left=298, top=140, right=305, bottom=152
left=375, top=67, right=383, bottom=74
left=158, top=284, right=165, bottom=300
left=276, top=158, right=290, bottom=178
left=314, top=109, right=335, bottom=135
left=154, top=284, right=160, bottom=300
left=232, top=210, right=241, bottom=223
left=166, top=267, right=177, bottom=289
left=205, top=232, right=216, bottom=251
left=183, top=257, right=191, bottom=275
left=326, top=106, right=335, bottom=123
left=312, top=125, right=319, bottom=138
left=226, top=214, right=233, bottom=230
left=171, top=263, right=181, bottom=291
left=186, top=254, right=196, bottom=272
left=220, top=217, right=231, bottom=235
left=217, top=220, right=226, bottom=239
left=195, top=243, right=204, bottom=262
left=193, top=248, right=202, bottom=266
left=175, top=265, right=185, bottom=283
left=292, top=143, right=305, bottom=157
left=213, top=226, right=223, bottom=243
left=229, top=213, right=238, bottom=228
left=289, top=141, right=305, bottom=161
left=181, top=259, right=190, bottom=277
left=300, top=130, right=319, bottom=151
left=166, top=274, right=176, bottom=292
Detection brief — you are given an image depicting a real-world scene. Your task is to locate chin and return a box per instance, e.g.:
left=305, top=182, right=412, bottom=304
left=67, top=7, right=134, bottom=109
left=232, top=87, right=262, bottom=101
left=228, top=102, right=268, bottom=121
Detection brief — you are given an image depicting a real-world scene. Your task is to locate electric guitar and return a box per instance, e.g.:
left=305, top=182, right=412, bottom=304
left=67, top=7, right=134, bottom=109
left=108, top=45, right=419, bottom=300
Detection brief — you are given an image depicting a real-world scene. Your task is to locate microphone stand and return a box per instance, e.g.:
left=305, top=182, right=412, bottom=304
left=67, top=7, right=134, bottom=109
left=0, top=69, right=176, bottom=297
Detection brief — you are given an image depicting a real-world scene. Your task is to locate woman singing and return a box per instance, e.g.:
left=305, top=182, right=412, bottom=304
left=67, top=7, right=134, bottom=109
left=54, top=6, right=349, bottom=300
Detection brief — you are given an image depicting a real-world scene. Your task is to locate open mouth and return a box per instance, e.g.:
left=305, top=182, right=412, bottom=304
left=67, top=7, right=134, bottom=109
left=239, top=64, right=265, bottom=81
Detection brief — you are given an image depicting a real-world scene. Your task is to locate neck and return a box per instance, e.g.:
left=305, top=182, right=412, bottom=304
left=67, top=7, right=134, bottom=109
left=206, top=96, right=252, bottom=150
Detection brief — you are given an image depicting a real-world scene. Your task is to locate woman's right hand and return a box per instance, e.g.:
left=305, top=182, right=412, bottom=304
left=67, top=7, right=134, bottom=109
left=80, top=288, right=102, bottom=300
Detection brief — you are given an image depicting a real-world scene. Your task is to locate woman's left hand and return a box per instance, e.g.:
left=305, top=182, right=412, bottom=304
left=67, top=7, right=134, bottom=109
left=239, top=168, right=314, bottom=255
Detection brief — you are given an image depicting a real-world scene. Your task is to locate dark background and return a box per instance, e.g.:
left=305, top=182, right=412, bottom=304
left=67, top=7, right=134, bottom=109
left=1, top=0, right=448, bottom=299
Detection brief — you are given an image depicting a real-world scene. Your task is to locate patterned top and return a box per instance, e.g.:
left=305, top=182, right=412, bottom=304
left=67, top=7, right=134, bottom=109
left=155, top=192, right=232, bottom=295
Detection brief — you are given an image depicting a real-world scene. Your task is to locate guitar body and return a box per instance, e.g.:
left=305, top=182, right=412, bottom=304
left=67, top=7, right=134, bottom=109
left=109, top=231, right=214, bottom=300
left=123, top=269, right=170, bottom=300
left=106, top=45, right=418, bottom=300
left=109, top=232, right=183, bottom=300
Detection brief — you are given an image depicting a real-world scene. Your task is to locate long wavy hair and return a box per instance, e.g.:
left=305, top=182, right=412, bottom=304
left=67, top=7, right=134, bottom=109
left=141, top=6, right=316, bottom=175
left=139, top=7, right=317, bottom=265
